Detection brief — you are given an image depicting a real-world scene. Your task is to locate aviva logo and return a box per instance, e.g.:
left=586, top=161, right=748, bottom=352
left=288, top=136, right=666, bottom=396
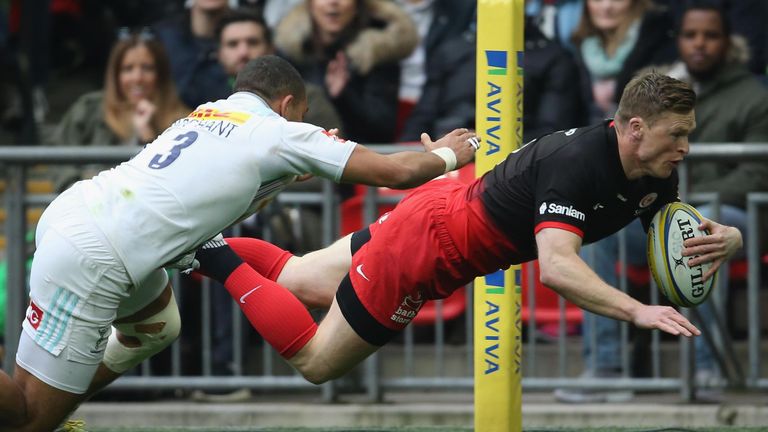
left=188, top=108, right=251, bottom=125
left=486, top=50, right=523, bottom=77
left=485, top=50, right=507, bottom=76
left=484, top=270, right=505, bottom=294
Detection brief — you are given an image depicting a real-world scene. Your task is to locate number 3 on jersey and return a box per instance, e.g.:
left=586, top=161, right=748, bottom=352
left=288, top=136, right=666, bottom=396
left=148, top=131, right=198, bottom=169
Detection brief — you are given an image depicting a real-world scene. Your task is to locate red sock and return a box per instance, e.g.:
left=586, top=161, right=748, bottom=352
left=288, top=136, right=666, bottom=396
left=226, top=237, right=294, bottom=280
left=224, top=263, right=316, bottom=358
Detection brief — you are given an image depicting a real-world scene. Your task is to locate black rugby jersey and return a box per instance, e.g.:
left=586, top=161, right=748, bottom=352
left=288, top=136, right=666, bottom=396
left=479, top=120, right=678, bottom=263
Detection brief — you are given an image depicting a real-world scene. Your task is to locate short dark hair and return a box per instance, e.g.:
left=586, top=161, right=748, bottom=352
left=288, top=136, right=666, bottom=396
left=676, top=0, right=731, bottom=38
left=616, top=72, right=696, bottom=125
left=234, top=55, right=306, bottom=103
left=215, top=8, right=272, bottom=46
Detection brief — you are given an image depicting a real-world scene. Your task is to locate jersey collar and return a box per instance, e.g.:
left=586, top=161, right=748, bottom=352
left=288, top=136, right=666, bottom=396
left=227, top=91, right=275, bottom=115
left=605, top=119, right=630, bottom=187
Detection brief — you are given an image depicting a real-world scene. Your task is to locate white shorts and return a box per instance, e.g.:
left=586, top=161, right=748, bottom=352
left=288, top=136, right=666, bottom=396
left=17, top=187, right=168, bottom=394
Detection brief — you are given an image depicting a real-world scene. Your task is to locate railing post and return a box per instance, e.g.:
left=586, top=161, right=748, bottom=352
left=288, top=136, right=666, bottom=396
left=361, top=185, right=382, bottom=402
left=746, top=193, right=766, bottom=387
left=4, top=165, right=27, bottom=373
left=321, top=179, right=336, bottom=246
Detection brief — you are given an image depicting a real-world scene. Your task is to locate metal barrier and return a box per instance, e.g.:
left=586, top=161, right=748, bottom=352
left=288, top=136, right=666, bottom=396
left=1, top=144, right=767, bottom=400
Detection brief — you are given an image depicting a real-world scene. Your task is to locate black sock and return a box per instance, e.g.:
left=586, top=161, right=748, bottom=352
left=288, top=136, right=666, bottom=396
left=195, top=238, right=244, bottom=283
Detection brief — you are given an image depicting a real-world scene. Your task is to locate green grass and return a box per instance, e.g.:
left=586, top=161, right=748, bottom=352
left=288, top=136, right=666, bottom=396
left=87, top=428, right=768, bottom=432
left=89, top=429, right=470, bottom=432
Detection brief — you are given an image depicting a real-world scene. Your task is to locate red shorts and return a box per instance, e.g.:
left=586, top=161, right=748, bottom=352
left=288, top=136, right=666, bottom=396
left=336, top=178, right=517, bottom=345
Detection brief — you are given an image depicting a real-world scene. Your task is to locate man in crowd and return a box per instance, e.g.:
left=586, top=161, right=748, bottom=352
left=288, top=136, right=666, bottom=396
left=215, top=9, right=342, bottom=131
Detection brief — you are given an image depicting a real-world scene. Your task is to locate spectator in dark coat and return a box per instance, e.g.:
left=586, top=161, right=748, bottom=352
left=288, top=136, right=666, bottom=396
left=394, top=0, right=477, bottom=134
left=400, top=16, right=586, bottom=143
left=274, top=0, right=418, bottom=144
left=152, top=0, right=232, bottom=108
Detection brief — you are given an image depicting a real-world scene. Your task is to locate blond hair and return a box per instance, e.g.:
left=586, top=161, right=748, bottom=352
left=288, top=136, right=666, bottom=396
left=615, top=71, right=695, bottom=125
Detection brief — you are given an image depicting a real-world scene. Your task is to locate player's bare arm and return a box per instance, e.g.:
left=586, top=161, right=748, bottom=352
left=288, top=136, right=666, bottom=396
left=682, top=218, right=743, bottom=279
left=535, top=228, right=700, bottom=337
left=340, top=128, right=478, bottom=189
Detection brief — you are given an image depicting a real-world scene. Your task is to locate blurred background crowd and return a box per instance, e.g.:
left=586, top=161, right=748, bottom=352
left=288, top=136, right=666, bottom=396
left=2, top=0, right=761, bottom=151
left=1, top=0, right=767, bottom=404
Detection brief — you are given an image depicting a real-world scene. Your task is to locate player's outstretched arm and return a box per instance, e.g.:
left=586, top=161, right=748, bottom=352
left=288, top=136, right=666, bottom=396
left=682, top=218, right=743, bottom=280
left=418, top=129, right=480, bottom=163
left=535, top=228, right=701, bottom=337
left=340, top=128, right=479, bottom=189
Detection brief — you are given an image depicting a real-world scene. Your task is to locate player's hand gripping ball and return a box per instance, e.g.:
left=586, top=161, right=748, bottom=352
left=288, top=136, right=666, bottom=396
left=647, top=202, right=717, bottom=307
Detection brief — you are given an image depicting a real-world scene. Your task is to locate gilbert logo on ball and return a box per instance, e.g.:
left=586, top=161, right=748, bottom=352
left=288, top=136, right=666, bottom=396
left=646, top=202, right=717, bottom=307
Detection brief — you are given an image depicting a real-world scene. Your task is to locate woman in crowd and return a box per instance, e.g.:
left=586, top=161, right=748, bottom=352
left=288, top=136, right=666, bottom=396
left=52, top=29, right=189, bottom=188
left=571, top=0, right=676, bottom=121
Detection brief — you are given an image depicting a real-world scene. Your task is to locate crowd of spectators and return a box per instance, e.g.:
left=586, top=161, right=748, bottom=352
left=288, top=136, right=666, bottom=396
left=0, top=0, right=767, bottom=403
left=2, top=0, right=766, bottom=149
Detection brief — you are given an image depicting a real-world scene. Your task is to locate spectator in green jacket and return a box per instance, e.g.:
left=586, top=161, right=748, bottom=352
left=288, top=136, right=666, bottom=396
left=668, top=3, right=768, bottom=204
left=50, top=30, right=189, bottom=190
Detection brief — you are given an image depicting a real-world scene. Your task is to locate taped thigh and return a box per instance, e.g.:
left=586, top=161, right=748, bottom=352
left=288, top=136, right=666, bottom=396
left=102, top=290, right=181, bottom=373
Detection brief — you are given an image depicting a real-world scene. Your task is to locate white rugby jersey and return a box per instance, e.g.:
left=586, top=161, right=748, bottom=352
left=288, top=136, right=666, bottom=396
left=71, top=92, right=357, bottom=283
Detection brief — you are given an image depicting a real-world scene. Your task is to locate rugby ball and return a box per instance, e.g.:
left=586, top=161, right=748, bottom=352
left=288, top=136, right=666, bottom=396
left=647, top=202, right=716, bottom=307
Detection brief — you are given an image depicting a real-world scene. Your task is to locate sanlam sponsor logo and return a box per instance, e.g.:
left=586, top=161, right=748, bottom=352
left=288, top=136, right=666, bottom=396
left=541, top=202, right=586, bottom=221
